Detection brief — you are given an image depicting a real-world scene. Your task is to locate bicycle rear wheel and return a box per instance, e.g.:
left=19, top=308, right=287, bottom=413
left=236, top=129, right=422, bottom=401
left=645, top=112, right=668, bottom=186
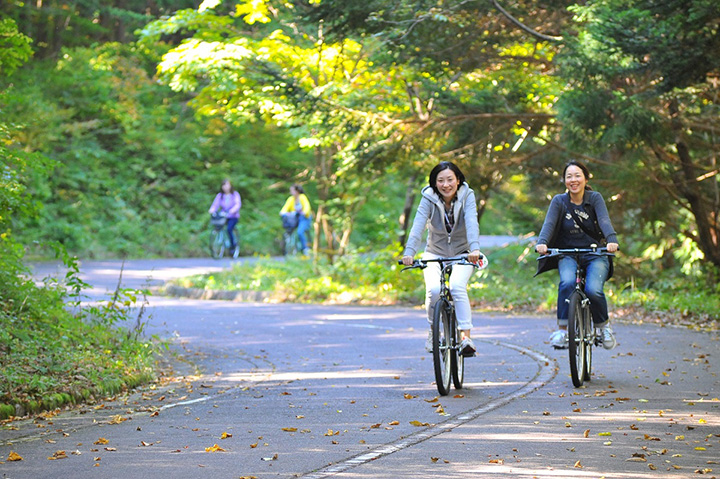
left=567, top=292, right=586, bottom=387
left=283, top=230, right=299, bottom=256
left=209, top=229, right=225, bottom=259
left=451, top=310, right=464, bottom=389
left=432, top=299, right=452, bottom=396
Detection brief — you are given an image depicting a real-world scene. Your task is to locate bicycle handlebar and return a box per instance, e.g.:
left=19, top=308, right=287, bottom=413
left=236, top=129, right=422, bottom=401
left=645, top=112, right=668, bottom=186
left=398, top=254, right=483, bottom=271
left=536, top=245, right=615, bottom=260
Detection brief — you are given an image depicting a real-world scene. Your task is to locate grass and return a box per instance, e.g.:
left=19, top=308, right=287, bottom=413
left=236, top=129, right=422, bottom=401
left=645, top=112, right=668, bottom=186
left=168, top=244, right=720, bottom=329
left=0, top=252, right=158, bottom=419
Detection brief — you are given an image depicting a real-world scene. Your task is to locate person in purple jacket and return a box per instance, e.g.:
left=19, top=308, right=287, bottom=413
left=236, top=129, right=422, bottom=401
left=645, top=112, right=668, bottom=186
left=208, top=179, right=242, bottom=252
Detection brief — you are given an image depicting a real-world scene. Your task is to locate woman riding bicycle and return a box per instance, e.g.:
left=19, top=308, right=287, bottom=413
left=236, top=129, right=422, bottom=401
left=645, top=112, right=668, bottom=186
left=402, top=161, right=483, bottom=357
left=280, top=184, right=312, bottom=255
left=535, top=160, right=619, bottom=350
left=208, top=179, right=242, bottom=253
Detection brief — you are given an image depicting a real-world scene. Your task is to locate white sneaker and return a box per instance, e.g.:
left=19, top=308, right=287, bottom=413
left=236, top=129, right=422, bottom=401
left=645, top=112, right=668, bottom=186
left=601, top=326, right=616, bottom=350
left=460, top=337, right=477, bottom=357
left=425, top=330, right=433, bottom=353
left=549, top=329, right=568, bottom=349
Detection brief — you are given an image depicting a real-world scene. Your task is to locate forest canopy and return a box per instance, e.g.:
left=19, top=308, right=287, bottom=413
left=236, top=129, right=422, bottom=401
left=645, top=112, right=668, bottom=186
left=1, top=0, right=719, bottom=287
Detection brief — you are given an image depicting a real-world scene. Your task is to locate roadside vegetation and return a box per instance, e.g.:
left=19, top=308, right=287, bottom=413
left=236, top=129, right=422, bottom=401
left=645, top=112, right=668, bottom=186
left=168, top=243, right=720, bottom=328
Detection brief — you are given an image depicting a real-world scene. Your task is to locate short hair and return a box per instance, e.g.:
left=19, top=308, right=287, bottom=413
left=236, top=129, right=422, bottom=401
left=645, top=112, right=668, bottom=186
left=292, top=184, right=305, bottom=194
left=429, top=161, right=466, bottom=197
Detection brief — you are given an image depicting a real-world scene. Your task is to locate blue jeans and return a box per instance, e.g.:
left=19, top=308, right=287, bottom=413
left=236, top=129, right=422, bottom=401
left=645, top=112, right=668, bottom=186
left=557, top=255, right=610, bottom=328
left=226, top=218, right=238, bottom=249
left=297, top=214, right=311, bottom=251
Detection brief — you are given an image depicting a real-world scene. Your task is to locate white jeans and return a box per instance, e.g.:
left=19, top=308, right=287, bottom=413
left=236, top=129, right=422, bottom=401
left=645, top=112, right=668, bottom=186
left=422, top=252, right=475, bottom=331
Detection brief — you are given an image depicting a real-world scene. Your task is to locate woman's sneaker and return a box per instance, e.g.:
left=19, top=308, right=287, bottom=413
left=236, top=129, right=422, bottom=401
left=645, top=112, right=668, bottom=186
left=600, top=326, right=616, bottom=350
left=460, top=337, right=476, bottom=357
left=549, top=330, right=568, bottom=349
left=425, top=331, right=433, bottom=353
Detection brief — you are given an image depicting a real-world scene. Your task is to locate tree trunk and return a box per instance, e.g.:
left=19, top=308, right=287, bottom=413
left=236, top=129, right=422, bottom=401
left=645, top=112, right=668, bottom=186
left=668, top=99, right=720, bottom=269
left=398, top=173, right=418, bottom=247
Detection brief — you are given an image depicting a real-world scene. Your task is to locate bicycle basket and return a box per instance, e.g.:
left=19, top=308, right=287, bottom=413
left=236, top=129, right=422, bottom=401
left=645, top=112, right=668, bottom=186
left=210, top=213, right=227, bottom=226
left=282, top=212, right=299, bottom=230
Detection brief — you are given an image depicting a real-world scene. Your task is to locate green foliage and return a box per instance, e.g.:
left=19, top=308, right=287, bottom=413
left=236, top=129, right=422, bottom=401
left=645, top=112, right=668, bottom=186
left=2, top=43, right=314, bottom=258
left=0, top=16, right=33, bottom=75
left=0, top=241, right=156, bottom=409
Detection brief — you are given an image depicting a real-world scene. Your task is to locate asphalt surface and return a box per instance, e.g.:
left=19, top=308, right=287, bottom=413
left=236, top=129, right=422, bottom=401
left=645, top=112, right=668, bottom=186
left=1, top=255, right=718, bottom=479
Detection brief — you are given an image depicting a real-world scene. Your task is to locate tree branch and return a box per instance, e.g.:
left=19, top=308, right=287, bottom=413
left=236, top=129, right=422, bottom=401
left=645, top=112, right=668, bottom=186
left=491, top=0, right=563, bottom=43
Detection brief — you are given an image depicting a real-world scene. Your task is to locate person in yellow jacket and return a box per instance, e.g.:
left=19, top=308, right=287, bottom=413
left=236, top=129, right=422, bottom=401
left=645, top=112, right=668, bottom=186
left=279, top=184, right=312, bottom=253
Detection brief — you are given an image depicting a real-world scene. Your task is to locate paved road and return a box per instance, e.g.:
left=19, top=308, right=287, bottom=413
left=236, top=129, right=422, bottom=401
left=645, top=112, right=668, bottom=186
left=2, top=257, right=718, bottom=479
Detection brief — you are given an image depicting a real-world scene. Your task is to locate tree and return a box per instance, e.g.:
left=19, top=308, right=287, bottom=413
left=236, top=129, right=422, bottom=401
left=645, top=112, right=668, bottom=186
left=557, top=0, right=720, bottom=271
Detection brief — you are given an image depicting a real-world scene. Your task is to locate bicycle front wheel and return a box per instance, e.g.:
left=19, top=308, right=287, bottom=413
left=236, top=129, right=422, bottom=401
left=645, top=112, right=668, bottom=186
left=209, top=229, right=225, bottom=259
left=583, top=308, right=594, bottom=382
left=451, top=310, right=464, bottom=389
left=568, top=292, right=586, bottom=387
left=432, top=299, right=453, bottom=396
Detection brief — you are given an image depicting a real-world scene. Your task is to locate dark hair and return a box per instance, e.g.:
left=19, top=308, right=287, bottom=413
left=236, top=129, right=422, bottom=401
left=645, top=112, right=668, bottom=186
left=562, top=160, right=593, bottom=191
left=291, top=184, right=305, bottom=194
left=218, top=179, right=234, bottom=194
left=429, top=161, right=466, bottom=197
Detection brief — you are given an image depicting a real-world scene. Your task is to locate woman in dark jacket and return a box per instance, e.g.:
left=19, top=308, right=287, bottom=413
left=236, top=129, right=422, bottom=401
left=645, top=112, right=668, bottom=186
left=535, top=160, right=619, bottom=350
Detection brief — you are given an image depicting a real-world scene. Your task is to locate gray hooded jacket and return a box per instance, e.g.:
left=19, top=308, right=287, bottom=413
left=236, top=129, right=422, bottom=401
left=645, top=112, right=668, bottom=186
left=403, top=183, right=481, bottom=258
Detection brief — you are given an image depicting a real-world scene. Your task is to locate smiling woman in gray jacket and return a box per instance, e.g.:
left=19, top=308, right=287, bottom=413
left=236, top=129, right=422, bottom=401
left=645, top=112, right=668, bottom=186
left=402, top=161, right=484, bottom=357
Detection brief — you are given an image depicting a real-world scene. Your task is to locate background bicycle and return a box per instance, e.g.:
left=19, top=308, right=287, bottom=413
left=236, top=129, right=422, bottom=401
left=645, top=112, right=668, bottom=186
left=281, top=212, right=311, bottom=255
left=209, top=212, right=240, bottom=259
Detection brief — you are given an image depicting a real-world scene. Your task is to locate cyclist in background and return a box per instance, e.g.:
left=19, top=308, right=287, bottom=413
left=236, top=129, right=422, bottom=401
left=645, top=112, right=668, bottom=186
left=535, top=160, right=619, bottom=350
left=401, top=161, right=484, bottom=356
left=280, top=184, right=312, bottom=255
left=208, top=179, right=242, bottom=253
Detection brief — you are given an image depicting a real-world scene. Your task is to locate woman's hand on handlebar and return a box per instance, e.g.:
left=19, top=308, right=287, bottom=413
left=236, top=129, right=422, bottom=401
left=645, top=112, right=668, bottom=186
left=535, top=244, right=548, bottom=255
left=468, top=250, right=482, bottom=264
left=606, top=242, right=619, bottom=253
left=402, top=255, right=414, bottom=266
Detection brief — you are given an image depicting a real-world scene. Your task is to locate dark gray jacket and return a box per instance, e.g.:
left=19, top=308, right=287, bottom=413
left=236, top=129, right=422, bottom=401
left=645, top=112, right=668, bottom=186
left=536, top=191, right=618, bottom=247
left=403, top=183, right=481, bottom=258
left=535, top=190, right=618, bottom=277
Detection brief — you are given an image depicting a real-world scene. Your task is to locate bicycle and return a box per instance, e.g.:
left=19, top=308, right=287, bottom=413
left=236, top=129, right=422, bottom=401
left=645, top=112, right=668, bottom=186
left=538, top=245, right=614, bottom=387
left=209, top=212, right=239, bottom=260
left=281, top=212, right=309, bottom=255
left=399, top=255, right=481, bottom=396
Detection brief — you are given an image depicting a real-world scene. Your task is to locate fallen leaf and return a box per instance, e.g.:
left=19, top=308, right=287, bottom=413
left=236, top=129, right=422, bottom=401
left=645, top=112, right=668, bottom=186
left=583, top=429, right=590, bottom=438
left=598, top=432, right=612, bottom=437
left=648, top=464, right=657, bottom=470
left=324, top=429, right=339, bottom=436
left=404, top=394, right=417, bottom=399
left=47, top=450, right=68, bottom=460
left=431, top=457, right=439, bottom=463
left=410, top=420, right=430, bottom=427
left=94, top=438, right=109, bottom=445
left=7, top=452, right=23, bottom=461
left=104, top=447, right=117, bottom=452
left=109, top=415, right=128, bottom=425
left=204, top=444, right=226, bottom=453
left=281, top=427, right=297, bottom=432
left=220, top=432, right=232, bottom=439
left=261, top=453, right=278, bottom=461
left=250, top=443, right=258, bottom=448
left=489, top=459, right=504, bottom=464
left=453, top=394, right=464, bottom=398
left=388, top=421, right=400, bottom=426
left=140, top=441, right=153, bottom=447
left=574, top=460, right=582, bottom=468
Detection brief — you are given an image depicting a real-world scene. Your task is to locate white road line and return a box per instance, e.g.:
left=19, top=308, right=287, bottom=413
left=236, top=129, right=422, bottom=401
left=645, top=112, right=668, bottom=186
left=299, top=339, right=556, bottom=479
